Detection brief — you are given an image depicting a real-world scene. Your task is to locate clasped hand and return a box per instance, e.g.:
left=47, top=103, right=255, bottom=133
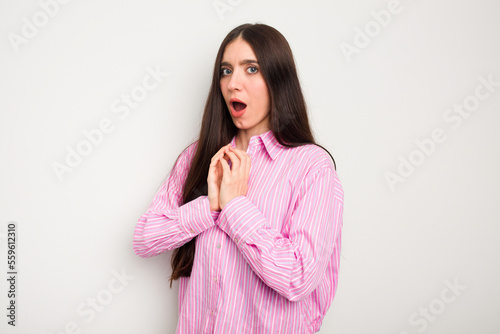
left=207, top=144, right=251, bottom=211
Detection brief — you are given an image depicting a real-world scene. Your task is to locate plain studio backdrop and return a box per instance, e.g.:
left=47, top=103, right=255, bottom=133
left=1, top=0, right=499, bottom=333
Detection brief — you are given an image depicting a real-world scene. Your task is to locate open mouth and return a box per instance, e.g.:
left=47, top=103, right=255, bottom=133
left=232, top=101, right=247, bottom=112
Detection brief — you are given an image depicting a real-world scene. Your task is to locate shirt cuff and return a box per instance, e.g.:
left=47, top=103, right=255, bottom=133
left=178, top=196, right=217, bottom=236
left=217, top=195, right=266, bottom=245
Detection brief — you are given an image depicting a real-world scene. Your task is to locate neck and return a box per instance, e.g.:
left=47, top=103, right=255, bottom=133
left=235, top=132, right=251, bottom=151
left=235, top=128, right=270, bottom=151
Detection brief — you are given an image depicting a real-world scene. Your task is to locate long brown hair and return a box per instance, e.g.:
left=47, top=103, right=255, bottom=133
left=169, top=23, right=337, bottom=287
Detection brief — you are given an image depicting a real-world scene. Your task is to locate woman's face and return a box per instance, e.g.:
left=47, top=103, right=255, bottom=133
left=220, top=37, right=271, bottom=136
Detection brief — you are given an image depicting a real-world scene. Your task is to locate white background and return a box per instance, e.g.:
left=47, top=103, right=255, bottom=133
left=1, top=0, right=499, bottom=333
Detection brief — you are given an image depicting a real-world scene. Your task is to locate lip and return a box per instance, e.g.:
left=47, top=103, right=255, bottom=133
left=229, top=98, right=247, bottom=117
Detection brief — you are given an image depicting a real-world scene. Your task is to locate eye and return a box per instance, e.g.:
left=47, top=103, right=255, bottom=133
left=221, top=68, right=232, bottom=76
left=247, top=66, right=258, bottom=74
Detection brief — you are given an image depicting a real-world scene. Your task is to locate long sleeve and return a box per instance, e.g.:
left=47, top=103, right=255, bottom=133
left=159, top=131, right=343, bottom=333
left=133, top=145, right=220, bottom=258
left=216, top=160, right=343, bottom=302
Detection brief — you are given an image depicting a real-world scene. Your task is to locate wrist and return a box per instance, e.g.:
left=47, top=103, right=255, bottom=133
left=220, top=195, right=239, bottom=211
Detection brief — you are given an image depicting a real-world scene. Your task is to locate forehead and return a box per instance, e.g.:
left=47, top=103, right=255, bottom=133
left=221, top=37, right=257, bottom=62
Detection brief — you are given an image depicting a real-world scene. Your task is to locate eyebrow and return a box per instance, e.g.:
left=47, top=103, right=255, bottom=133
left=220, top=59, right=259, bottom=67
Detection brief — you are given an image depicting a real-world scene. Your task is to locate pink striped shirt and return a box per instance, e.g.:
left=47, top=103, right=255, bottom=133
left=133, top=129, right=344, bottom=333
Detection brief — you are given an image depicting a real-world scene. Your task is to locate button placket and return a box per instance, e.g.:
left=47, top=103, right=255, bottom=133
left=209, top=232, right=223, bottom=321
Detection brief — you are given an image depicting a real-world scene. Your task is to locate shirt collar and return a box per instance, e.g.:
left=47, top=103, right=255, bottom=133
left=230, top=130, right=284, bottom=160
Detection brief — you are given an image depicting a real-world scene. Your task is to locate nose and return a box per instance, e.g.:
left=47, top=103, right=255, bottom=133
left=227, top=69, right=242, bottom=91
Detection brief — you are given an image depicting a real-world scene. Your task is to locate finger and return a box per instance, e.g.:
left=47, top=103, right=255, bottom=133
left=212, top=144, right=231, bottom=159
left=228, top=147, right=247, bottom=176
left=215, top=152, right=230, bottom=168
left=219, top=155, right=231, bottom=176
left=229, top=146, right=250, bottom=160
left=224, top=150, right=240, bottom=169
left=210, top=155, right=224, bottom=171
left=208, top=159, right=220, bottom=181
left=209, top=150, right=229, bottom=178
left=231, top=146, right=251, bottom=168
left=219, top=157, right=233, bottom=184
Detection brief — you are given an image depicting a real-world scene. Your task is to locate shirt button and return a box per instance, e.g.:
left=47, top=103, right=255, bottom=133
left=216, top=243, right=221, bottom=249
left=234, top=237, right=239, bottom=243
left=190, top=229, right=195, bottom=234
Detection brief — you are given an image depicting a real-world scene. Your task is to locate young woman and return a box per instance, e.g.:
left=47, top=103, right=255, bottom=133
left=133, top=23, right=344, bottom=333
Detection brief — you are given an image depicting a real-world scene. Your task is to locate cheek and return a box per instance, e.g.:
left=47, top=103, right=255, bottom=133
left=220, top=83, right=229, bottom=100
left=220, top=77, right=228, bottom=91
left=252, top=81, right=270, bottom=104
